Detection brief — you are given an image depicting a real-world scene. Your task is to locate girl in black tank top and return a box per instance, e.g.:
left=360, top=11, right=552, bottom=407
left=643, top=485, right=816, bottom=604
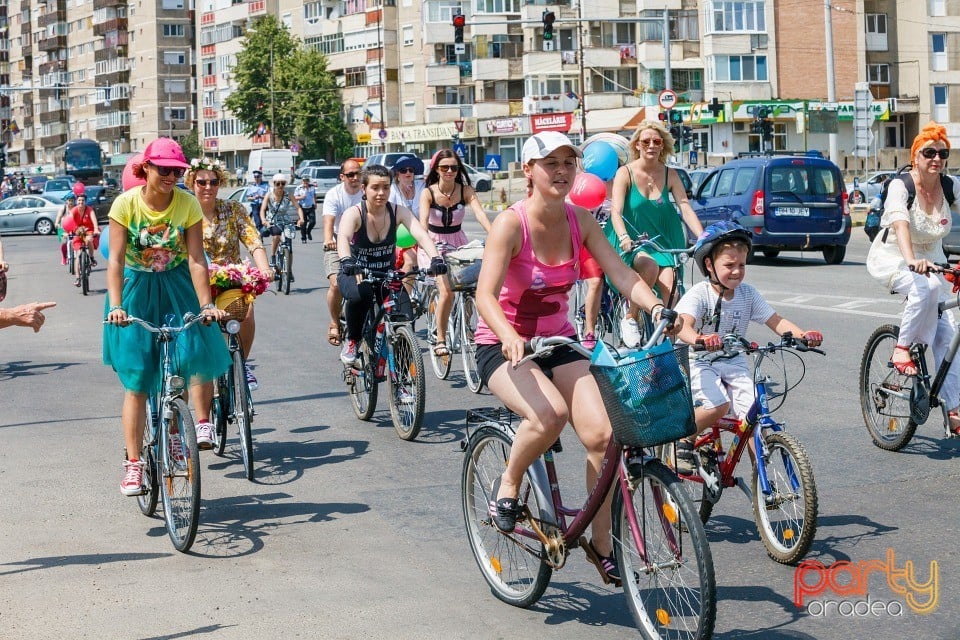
left=352, top=200, right=397, bottom=273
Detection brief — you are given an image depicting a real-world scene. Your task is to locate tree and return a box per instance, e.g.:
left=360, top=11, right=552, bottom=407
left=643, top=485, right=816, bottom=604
left=225, top=15, right=351, bottom=160
left=178, top=130, right=201, bottom=161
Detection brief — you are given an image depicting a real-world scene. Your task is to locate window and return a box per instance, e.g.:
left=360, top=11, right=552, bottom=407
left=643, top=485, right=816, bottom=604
left=649, top=69, right=702, bottom=92
left=707, top=1, right=765, bottom=33
left=933, top=85, right=948, bottom=122
left=930, top=0, right=946, bottom=17
left=932, top=33, right=947, bottom=72
left=304, top=1, right=322, bottom=21
left=713, top=55, right=767, bottom=82
left=402, top=101, right=416, bottom=123
left=639, top=10, right=699, bottom=41
left=402, top=62, right=414, bottom=83
left=733, top=168, right=757, bottom=195
left=865, top=13, right=887, bottom=51
left=167, top=107, right=187, bottom=121
left=427, top=2, right=464, bottom=23
left=163, top=50, right=186, bottom=65
left=344, top=66, right=366, bottom=87
left=867, top=64, right=889, bottom=84
left=713, top=169, right=735, bottom=197
left=164, top=79, right=187, bottom=94
left=161, top=0, right=184, bottom=8
left=473, top=0, right=520, bottom=13
left=402, top=25, right=414, bottom=46
left=161, top=23, right=185, bottom=37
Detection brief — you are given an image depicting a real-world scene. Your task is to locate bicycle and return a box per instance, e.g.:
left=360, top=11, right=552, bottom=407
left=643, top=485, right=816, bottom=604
left=425, top=242, right=484, bottom=393
left=119, top=313, right=205, bottom=553
left=272, top=219, right=297, bottom=295
left=67, top=232, right=97, bottom=295
left=633, top=234, right=693, bottom=345
left=573, top=277, right=627, bottom=347
left=211, top=317, right=255, bottom=480
left=461, top=319, right=716, bottom=639
left=860, top=264, right=960, bottom=450
left=666, top=333, right=822, bottom=565
left=340, top=267, right=427, bottom=441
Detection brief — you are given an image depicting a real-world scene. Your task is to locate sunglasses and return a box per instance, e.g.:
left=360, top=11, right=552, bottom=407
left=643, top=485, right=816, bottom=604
left=342, top=171, right=360, bottom=178
left=274, top=181, right=287, bottom=186
left=148, top=163, right=185, bottom=178
left=639, top=138, right=664, bottom=147
left=437, top=165, right=459, bottom=172
left=396, top=167, right=415, bottom=174
left=920, top=148, right=950, bottom=160
left=195, top=178, right=220, bottom=187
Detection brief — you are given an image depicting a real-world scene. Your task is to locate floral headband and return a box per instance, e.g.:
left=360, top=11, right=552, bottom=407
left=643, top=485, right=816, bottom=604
left=187, top=157, right=224, bottom=174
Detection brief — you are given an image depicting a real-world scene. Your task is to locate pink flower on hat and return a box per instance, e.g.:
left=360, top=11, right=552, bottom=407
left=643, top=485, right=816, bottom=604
left=142, top=138, right=190, bottom=169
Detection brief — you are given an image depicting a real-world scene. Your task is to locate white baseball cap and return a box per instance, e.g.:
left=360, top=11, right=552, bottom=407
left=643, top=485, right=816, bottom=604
left=521, top=131, right=584, bottom=164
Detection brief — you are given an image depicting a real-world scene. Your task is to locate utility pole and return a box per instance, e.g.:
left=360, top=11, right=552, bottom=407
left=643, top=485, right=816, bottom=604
left=824, top=0, right=838, bottom=164
left=576, top=0, right=587, bottom=139
left=269, top=42, right=276, bottom=148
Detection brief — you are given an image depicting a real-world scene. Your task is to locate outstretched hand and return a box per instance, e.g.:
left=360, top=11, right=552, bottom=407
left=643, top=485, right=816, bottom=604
left=2, top=301, right=56, bottom=332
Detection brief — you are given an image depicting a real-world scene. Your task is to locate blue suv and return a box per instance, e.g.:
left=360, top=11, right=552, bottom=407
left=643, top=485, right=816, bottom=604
left=690, top=154, right=850, bottom=264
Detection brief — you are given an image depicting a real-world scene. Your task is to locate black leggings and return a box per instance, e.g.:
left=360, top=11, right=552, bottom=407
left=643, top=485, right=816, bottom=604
left=338, top=274, right=382, bottom=340
left=301, top=206, right=316, bottom=239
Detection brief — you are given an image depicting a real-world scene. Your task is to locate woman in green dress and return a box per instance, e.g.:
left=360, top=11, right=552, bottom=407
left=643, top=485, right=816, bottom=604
left=606, top=120, right=703, bottom=347
left=103, top=138, right=230, bottom=496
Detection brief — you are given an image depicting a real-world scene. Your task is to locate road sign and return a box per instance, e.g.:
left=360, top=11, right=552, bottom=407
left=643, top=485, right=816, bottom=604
left=853, top=82, right=875, bottom=158
left=454, top=120, right=464, bottom=133
left=455, top=43, right=465, bottom=55
left=658, top=89, right=678, bottom=110
left=290, top=143, right=301, bottom=155
left=453, top=142, right=466, bottom=158
left=688, top=150, right=698, bottom=167
left=484, top=154, right=502, bottom=171
left=378, top=128, right=388, bottom=140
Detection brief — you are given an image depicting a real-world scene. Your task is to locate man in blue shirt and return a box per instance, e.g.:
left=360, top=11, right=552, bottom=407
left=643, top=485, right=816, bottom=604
left=245, top=170, right=269, bottom=230
left=294, top=175, right=317, bottom=243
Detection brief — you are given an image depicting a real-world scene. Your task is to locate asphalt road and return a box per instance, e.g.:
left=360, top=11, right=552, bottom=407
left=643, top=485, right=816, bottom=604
left=1, top=224, right=958, bottom=639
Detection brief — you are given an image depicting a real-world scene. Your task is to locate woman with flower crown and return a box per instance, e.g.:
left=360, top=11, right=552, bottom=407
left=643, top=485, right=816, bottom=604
left=185, top=157, right=273, bottom=449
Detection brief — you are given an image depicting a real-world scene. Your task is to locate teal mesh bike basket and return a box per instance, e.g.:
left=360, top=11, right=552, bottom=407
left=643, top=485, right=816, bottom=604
left=589, top=342, right=695, bottom=448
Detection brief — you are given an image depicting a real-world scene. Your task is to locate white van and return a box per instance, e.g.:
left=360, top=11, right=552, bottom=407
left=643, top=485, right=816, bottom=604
left=246, top=149, right=295, bottom=183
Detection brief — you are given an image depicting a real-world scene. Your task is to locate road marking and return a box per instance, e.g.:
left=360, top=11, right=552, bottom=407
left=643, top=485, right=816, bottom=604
left=761, top=293, right=901, bottom=319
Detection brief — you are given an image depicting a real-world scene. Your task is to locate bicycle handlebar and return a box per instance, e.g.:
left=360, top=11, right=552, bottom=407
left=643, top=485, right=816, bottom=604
left=627, top=233, right=693, bottom=263
left=693, top=332, right=825, bottom=361
left=517, top=309, right=678, bottom=368
left=104, top=312, right=207, bottom=334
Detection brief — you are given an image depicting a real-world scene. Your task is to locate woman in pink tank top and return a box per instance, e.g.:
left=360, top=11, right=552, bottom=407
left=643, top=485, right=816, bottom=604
left=474, top=132, right=671, bottom=583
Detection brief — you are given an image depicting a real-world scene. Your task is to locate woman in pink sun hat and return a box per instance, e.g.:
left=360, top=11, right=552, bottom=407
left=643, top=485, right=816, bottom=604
left=103, top=138, right=230, bottom=497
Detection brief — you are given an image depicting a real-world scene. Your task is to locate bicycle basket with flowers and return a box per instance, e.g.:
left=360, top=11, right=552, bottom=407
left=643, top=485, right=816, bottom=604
left=209, top=260, right=271, bottom=321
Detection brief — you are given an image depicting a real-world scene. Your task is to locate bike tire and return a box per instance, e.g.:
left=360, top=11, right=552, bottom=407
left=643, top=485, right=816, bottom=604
left=160, top=397, right=201, bottom=553
left=752, top=431, right=818, bottom=565
left=348, top=337, right=378, bottom=421
left=232, top=350, right=255, bottom=480
left=461, top=426, right=552, bottom=608
left=273, top=251, right=283, bottom=292
left=137, top=400, right=160, bottom=516
left=67, top=243, right=75, bottom=275
left=609, top=293, right=628, bottom=348
left=425, top=287, right=452, bottom=380
left=388, top=325, right=426, bottom=441
left=212, top=375, right=229, bottom=457
left=573, top=280, right=587, bottom=340
left=79, top=250, right=90, bottom=296
left=612, top=460, right=716, bottom=640
left=282, top=246, right=293, bottom=295
left=460, top=294, right=483, bottom=393
left=859, top=324, right=918, bottom=451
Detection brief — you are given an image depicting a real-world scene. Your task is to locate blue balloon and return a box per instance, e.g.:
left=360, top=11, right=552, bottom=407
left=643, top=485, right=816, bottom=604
left=99, top=225, right=110, bottom=260
left=582, top=142, right=619, bottom=181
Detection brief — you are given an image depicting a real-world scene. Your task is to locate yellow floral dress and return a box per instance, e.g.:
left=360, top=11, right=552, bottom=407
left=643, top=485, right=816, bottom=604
left=202, top=198, right=264, bottom=264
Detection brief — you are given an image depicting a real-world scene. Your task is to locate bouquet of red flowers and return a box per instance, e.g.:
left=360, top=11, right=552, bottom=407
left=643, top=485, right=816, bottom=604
left=209, top=260, right=271, bottom=299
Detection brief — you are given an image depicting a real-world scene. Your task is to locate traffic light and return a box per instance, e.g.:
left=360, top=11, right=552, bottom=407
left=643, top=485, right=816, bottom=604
left=453, top=12, right=465, bottom=44
left=670, top=110, right=683, bottom=124
left=0, top=144, right=6, bottom=176
left=542, top=10, right=555, bottom=41
left=657, top=111, right=668, bottom=122
left=682, top=126, right=693, bottom=146
left=761, top=118, right=774, bottom=142
left=669, top=125, right=681, bottom=152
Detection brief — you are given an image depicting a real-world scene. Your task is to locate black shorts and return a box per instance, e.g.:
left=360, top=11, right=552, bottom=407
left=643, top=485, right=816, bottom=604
left=476, top=338, right=587, bottom=388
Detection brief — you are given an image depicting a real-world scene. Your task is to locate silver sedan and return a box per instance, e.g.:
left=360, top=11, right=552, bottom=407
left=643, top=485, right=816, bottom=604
left=0, top=195, right=62, bottom=235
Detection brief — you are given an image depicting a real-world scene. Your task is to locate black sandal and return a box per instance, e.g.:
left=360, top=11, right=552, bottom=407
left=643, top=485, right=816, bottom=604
left=489, top=476, right=520, bottom=533
left=582, top=538, right=621, bottom=586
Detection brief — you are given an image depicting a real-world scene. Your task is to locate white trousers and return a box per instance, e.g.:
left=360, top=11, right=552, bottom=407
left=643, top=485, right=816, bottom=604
left=890, top=267, right=960, bottom=411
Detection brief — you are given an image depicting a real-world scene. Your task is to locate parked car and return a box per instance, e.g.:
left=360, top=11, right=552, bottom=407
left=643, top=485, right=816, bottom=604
left=688, top=168, right=712, bottom=193
left=27, top=175, right=48, bottom=194
left=690, top=154, right=850, bottom=264
left=299, top=166, right=341, bottom=200
left=944, top=209, right=960, bottom=258
left=225, top=185, right=298, bottom=215
left=43, top=178, right=76, bottom=202
left=667, top=164, right=694, bottom=198
left=365, top=153, right=421, bottom=174
left=0, top=194, right=62, bottom=235
left=295, top=159, right=327, bottom=177
left=81, top=185, right=121, bottom=225
left=846, top=170, right=897, bottom=205
left=463, top=163, right=492, bottom=192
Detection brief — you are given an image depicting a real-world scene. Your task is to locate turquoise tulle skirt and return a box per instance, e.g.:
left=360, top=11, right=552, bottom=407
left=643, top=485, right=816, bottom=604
left=103, top=263, right=230, bottom=394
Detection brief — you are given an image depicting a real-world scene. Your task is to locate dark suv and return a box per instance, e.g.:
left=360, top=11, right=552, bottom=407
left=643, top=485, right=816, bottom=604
left=690, top=154, right=849, bottom=264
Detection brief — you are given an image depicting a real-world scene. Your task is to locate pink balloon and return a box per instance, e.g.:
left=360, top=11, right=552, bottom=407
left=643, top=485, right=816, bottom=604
left=122, top=153, right=146, bottom=191
left=72, top=182, right=86, bottom=196
left=569, top=173, right=606, bottom=209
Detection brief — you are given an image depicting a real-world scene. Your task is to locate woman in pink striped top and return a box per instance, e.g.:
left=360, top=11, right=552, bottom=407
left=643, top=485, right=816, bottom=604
left=474, top=131, right=670, bottom=583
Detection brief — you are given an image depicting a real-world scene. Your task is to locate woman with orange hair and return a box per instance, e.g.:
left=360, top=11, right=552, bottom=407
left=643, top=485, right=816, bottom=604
left=867, top=122, right=960, bottom=433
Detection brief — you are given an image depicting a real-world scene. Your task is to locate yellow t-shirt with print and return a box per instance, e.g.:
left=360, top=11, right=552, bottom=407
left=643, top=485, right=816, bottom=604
left=108, top=186, right=202, bottom=272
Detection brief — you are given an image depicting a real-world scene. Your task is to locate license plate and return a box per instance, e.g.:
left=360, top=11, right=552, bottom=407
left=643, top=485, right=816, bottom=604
left=777, top=206, right=810, bottom=217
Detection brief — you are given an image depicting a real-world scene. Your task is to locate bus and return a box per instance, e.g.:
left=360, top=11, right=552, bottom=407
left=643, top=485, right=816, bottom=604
left=55, top=139, right=104, bottom=185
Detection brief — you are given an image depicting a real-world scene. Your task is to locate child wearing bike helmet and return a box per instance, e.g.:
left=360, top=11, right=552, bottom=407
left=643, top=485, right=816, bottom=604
left=672, top=221, right=823, bottom=473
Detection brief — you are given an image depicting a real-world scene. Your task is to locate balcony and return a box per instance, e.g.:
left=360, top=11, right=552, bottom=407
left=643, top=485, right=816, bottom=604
left=38, top=35, right=67, bottom=52
left=522, top=51, right=563, bottom=77
left=42, top=133, right=69, bottom=150
left=202, top=75, right=217, bottom=87
left=248, top=0, right=266, bottom=16
left=201, top=44, right=216, bottom=56
left=425, top=64, right=459, bottom=87
left=97, top=124, right=128, bottom=142
left=473, top=101, right=512, bottom=119
left=95, top=44, right=128, bottom=62
left=201, top=11, right=215, bottom=25
left=95, top=98, right=129, bottom=114
left=522, top=93, right=579, bottom=115
left=22, top=44, right=32, bottom=57
left=473, top=58, right=516, bottom=82
left=425, top=104, right=473, bottom=123
left=637, top=0, right=680, bottom=8
left=93, top=17, right=127, bottom=37
left=583, top=46, right=622, bottom=68
left=99, top=69, right=130, bottom=86
left=38, top=59, right=66, bottom=75
left=94, top=0, right=126, bottom=9
left=39, top=108, right=67, bottom=125
left=38, top=10, right=66, bottom=28
left=870, top=84, right=891, bottom=100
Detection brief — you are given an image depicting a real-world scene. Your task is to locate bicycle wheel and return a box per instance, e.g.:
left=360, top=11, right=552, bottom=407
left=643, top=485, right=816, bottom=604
left=609, top=293, right=629, bottom=348
left=137, top=399, right=160, bottom=516
left=212, top=374, right=229, bottom=457
left=460, top=294, right=483, bottom=393
left=232, top=350, right=255, bottom=480
left=425, top=287, right=452, bottom=379
left=273, top=251, right=283, bottom=292
left=348, top=337, right=378, bottom=421
left=79, top=250, right=90, bottom=296
left=388, top=325, right=426, bottom=441
left=752, top=431, right=818, bottom=565
left=612, top=460, right=716, bottom=640
left=461, top=426, right=552, bottom=608
left=573, top=280, right=587, bottom=340
left=67, top=243, right=75, bottom=275
left=859, top=323, right=918, bottom=451
left=160, top=397, right=201, bottom=553
left=281, top=245, right=293, bottom=295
